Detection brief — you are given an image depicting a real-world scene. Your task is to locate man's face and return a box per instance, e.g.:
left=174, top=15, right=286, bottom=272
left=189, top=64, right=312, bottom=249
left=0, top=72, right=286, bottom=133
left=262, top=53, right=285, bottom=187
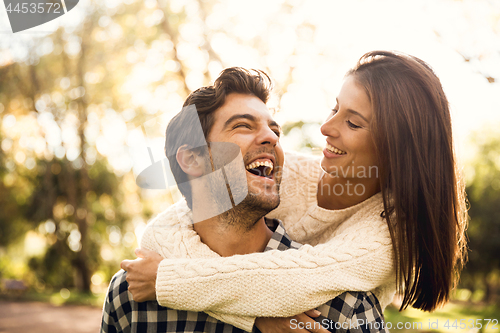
left=207, top=93, right=284, bottom=211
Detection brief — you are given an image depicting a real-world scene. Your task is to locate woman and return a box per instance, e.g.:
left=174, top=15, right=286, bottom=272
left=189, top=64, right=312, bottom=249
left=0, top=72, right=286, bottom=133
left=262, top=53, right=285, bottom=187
left=126, top=51, right=468, bottom=332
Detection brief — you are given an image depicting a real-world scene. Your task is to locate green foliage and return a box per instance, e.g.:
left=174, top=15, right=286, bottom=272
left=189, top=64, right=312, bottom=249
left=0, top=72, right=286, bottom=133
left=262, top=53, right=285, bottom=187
left=0, top=199, right=30, bottom=247
left=0, top=0, right=213, bottom=293
left=384, top=302, right=500, bottom=333
left=28, top=245, right=74, bottom=290
left=0, top=132, right=32, bottom=247
left=282, top=120, right=323, bottom=150
left=462, top=129, right=500, bottom=302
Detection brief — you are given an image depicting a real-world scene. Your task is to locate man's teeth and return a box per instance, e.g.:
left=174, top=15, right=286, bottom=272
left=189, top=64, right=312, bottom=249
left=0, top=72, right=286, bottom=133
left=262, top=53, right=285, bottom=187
left=245, top=161, right=274, bottom=176
left=326, top=143, right=346, bottom=155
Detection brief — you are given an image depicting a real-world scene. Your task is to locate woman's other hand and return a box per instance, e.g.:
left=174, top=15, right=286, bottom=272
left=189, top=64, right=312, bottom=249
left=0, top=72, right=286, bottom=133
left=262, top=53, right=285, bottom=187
left=255, top=309, right=330, bottom=333
left=120, top=248, right=162, bottom=302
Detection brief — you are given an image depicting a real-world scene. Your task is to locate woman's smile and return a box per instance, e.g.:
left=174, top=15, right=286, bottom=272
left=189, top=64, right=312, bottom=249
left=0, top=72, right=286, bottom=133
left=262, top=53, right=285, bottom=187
left=325, top=142, right=347, bottom=155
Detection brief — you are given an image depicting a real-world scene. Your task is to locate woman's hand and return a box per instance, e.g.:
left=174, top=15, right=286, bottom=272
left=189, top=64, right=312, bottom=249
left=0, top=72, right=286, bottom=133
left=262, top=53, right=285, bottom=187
left=255, top=310, right=330, bottom=333
left=120, top=248, right=163, bottom=302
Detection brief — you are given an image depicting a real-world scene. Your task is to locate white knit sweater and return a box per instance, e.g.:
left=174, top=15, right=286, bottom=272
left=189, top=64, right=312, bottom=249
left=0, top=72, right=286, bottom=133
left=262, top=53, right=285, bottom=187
left=140, top=152, right=396, bottom=332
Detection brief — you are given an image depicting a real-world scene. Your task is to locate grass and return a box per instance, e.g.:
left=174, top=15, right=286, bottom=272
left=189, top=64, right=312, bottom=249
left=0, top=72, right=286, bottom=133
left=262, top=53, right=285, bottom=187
left=385, top=302, right=500, bottom=332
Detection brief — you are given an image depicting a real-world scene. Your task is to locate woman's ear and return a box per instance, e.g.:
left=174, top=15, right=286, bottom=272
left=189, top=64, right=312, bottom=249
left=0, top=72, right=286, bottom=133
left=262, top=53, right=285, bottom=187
left=176, top=144, right=205, bottom=178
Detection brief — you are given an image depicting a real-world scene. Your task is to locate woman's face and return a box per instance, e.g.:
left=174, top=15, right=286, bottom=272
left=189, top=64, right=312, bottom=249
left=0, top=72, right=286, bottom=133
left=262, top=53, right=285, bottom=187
left=320, top=75, right=379, bottom=182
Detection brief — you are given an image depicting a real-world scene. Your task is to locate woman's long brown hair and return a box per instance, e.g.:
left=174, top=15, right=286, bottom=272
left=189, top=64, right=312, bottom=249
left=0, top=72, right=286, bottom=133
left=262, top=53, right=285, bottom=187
left=347, top=51, right=468, bottom=311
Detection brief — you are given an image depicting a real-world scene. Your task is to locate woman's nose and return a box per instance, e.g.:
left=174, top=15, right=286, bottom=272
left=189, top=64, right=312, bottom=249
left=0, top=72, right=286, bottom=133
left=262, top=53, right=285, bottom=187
left=321, top=114, right=340, bottom=138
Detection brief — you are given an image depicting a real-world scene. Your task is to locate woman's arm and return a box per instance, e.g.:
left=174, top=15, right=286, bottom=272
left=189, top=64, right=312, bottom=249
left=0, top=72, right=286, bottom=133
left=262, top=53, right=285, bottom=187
left=136, top=200, right=258, bottom=332
left=121, top=248, right=328, bottom=333
left=154, top=218, right=394, bottom=317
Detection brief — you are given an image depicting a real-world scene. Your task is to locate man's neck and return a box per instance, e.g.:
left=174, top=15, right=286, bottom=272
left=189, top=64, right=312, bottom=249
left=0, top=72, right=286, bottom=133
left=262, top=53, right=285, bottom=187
left=193, top=216, right=273, bottom=257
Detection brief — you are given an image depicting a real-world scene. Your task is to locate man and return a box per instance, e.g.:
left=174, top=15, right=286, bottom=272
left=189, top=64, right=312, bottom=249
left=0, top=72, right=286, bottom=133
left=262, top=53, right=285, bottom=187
left=101, top=67, right=386, bottom=333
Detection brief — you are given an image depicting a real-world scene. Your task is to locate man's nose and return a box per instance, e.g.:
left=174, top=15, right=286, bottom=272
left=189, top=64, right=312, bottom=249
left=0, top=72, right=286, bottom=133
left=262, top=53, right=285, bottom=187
left=258, top=126, right=279, bottom=146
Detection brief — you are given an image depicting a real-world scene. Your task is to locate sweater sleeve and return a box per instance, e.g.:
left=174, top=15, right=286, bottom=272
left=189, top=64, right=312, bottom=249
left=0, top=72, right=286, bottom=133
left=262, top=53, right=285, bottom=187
left=155, top=218, right=394, bottom=317
left=139, top=201, right=257, bottom=331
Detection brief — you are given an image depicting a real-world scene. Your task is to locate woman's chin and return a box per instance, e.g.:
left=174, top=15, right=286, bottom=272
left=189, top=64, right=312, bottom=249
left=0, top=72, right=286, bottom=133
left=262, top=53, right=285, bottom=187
left=320, top=159, right=339, bottom=174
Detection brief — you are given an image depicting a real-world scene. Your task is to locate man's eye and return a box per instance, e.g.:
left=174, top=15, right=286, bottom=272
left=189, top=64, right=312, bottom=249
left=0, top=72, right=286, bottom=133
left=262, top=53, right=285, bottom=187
left=347, top=120, right=361, bottom=129
left=233, top=124, right=251, bottom=130
left=273, top=130, right=281, bottom=137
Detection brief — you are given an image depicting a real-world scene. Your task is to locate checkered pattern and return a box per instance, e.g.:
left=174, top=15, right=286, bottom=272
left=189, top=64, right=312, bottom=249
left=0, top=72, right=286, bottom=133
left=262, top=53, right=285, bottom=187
left=101, top=218, right=388, bottom=333
left=264, top=219, right=302, bottom=251
left=316, top=292, right=388, bottom=332
left=101, top=270, right=247, bottom=333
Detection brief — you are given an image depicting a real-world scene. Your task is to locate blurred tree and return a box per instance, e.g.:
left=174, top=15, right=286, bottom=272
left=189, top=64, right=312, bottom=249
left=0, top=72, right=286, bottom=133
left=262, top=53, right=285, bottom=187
left=25, top=158, right=127, bottom=291
left=462, top=130, right=500, bottom=303
left=0, top=132, right=29, bottom=248
left=282, top=120, right=322, bottom=151
left=0, top=0, right=196, bottom=291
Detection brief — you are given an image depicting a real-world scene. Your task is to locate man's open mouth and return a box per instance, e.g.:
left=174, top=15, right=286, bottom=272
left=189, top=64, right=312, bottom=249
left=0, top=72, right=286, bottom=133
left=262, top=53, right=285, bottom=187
left=245, top=160, right=274, bottom=179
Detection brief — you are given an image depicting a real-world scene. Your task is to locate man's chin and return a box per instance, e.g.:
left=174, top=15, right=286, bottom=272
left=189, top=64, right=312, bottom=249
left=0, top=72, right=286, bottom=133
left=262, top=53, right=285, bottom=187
left=246, top=192, right=280, bottom=211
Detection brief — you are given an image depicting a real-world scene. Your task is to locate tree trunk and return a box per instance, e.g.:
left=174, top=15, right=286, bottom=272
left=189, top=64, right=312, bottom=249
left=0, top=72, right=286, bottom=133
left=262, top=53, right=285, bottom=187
left=68, top=16, right=94, bottom=294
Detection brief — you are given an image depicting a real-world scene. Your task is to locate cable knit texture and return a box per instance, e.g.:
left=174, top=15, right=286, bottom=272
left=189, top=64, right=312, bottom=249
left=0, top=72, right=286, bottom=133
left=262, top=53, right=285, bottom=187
left=139, top=199, right=255, bottom=331
left=140, top=151, right=396, bottom=331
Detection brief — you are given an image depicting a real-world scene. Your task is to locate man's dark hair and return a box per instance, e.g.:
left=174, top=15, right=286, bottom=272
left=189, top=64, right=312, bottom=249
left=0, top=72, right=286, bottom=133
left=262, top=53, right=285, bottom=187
left=165, top=67, right=273, bottom=209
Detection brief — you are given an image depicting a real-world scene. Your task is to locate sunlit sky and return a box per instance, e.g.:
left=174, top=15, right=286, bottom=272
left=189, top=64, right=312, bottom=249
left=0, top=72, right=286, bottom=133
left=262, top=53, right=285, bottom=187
left=1, top=0, right=499, bottom=176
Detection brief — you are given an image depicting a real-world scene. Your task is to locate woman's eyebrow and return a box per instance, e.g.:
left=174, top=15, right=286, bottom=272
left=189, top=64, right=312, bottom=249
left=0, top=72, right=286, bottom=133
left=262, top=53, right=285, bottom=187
left=347, top=109, right=369, bottom=123
left=336, top=97, right=369, bottom=123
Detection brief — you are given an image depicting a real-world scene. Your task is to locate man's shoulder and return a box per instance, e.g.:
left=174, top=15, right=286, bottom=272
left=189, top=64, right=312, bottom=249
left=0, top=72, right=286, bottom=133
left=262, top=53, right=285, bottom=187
left=139, top=199, right=214, bottom=259
left=146, top=199, right=193, bottom=229
left=139, top=199, right=194, bottom=252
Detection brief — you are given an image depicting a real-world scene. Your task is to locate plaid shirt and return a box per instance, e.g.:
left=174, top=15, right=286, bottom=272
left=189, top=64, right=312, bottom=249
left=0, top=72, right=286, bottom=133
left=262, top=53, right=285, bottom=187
left=101, top=219, right=388, bottom=333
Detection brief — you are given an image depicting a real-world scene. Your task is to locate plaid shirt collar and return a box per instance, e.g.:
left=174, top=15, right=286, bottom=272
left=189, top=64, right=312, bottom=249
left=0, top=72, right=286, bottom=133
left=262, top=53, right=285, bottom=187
left=264, top=218, right=303, bottom=251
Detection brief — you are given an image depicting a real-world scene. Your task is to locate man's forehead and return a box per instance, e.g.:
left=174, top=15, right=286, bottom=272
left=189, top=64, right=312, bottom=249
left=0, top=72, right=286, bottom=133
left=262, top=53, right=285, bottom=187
left=215, top=95, right=277, bottom=126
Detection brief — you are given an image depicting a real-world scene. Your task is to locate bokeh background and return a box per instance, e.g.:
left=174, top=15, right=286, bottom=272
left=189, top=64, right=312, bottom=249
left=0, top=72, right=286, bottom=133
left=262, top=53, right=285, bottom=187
left=1, top=0, right=500, bottom=331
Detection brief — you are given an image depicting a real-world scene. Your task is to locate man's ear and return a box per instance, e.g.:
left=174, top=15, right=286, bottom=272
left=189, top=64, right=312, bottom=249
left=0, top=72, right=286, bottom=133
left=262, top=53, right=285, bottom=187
left=176, top=144, right=205, bottom=178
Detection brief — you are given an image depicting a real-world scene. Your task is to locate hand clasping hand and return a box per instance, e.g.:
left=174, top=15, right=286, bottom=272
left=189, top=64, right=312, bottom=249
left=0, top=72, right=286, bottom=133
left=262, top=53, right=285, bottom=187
left=120, top=248, right=163, bottom=302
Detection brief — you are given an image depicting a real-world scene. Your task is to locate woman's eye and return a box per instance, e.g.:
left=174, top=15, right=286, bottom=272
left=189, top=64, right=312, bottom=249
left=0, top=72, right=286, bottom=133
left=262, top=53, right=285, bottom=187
left=347, top=120, right=361, bottom=129
left=331, top=108, right=338, bottom=115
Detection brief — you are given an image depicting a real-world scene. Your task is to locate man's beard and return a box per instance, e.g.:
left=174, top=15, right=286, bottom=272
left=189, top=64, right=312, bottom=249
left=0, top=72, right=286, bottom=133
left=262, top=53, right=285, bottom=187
left=208, top=168, right=280, bottom=232
left=202, top=143, right=281, bottom=231
left=215, top=188, right=280, bottom=232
